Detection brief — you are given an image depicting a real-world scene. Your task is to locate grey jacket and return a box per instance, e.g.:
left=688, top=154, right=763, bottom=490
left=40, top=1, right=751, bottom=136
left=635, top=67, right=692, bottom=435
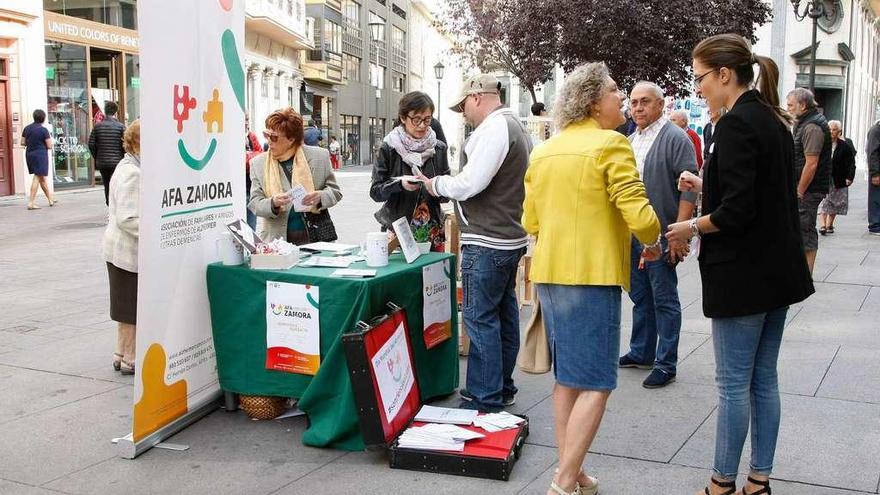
left=629, top=121, right=698, bottom=231
left=248, top=145, right=342, bottom=242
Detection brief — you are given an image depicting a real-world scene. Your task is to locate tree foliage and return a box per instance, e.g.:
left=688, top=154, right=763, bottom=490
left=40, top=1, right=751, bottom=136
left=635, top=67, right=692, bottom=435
left=438, top=0, right=772, bottom=100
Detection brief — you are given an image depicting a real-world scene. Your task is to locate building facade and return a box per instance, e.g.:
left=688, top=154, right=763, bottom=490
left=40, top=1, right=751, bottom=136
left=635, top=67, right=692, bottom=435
left=244, top=0, right=312, bottom=138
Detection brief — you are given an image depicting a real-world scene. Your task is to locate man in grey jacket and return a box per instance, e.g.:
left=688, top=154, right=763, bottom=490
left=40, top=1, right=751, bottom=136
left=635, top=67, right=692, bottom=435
left=619, top=81, right=698, bottom=389
left=422, top=74, right=532, bottom=412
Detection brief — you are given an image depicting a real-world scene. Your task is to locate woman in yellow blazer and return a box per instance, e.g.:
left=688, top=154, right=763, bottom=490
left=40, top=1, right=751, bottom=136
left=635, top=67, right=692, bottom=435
left=523, top=62, right=661, bottom=495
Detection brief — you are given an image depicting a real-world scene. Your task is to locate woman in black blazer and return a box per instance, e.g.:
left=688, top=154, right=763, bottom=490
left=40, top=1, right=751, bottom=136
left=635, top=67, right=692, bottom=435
left=666, top=34, right=814, bottom=495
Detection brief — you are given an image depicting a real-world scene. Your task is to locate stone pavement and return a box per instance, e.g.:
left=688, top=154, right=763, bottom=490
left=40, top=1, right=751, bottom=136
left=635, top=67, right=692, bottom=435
left=0, top=168, right=878, bottom=495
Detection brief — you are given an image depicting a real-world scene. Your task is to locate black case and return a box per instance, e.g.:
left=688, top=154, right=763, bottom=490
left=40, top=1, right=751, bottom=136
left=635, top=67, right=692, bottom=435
left=342, top=302, right=529, bottom=481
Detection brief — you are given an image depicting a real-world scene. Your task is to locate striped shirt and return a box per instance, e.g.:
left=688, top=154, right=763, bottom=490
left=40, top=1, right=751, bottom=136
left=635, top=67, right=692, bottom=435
left=631, top=117, right=667, bottom=177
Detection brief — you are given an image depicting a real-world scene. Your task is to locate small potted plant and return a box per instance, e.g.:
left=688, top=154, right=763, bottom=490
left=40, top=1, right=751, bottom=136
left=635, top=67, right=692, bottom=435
left=412, top=224, right=432, bottom=254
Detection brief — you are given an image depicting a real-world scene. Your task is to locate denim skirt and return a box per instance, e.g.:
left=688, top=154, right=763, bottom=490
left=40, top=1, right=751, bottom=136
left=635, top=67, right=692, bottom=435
left=537, top=283, right=622, bottom=391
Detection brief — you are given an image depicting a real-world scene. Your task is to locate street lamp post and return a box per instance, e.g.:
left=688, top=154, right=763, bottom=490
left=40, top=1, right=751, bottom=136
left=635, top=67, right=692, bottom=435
left=368, top=20, right=385, bottom=164
left=433, top=61, right=445, bottom=118
left=791, top=0, right=833, bottom=93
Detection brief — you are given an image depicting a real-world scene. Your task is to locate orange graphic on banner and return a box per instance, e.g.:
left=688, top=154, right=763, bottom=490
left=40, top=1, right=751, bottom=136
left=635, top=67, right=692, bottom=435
left=266, top=346, right=320, bottom=375
left=133, top=343, right=189, bottom=442
left=424, top=320, right=452, bottom=349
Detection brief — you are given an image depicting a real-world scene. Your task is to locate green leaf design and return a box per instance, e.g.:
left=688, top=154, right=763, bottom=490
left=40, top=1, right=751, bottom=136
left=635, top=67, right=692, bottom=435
left=221, top=30, right=246, bottom=113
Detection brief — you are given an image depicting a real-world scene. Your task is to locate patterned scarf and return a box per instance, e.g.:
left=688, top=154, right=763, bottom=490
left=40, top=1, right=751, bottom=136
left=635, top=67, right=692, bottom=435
left=384, top=125, right=437, bottom=172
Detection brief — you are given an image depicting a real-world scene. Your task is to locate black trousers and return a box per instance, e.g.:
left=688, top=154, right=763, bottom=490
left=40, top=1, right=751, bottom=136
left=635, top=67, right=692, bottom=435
left=99, top=168, right=114, bottom=206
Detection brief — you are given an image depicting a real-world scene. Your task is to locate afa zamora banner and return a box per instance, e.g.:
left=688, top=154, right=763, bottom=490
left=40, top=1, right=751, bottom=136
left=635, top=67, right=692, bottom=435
left=119, top=0, right=246, bottom=458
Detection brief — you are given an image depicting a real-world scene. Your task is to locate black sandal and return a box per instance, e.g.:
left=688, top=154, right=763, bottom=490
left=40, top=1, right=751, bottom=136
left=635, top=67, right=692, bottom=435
left=704, top=477, right=736, bottom=495
left=742, top=476, right=771, bottom=495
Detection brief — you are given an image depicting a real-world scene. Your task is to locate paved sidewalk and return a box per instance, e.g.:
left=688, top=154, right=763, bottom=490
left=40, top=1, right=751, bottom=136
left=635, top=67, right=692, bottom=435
left=0, top=172, right=878, bottom=494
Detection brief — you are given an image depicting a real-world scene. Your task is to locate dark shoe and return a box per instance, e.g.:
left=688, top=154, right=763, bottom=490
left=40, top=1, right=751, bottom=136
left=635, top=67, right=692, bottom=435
left=112, top=352, right=123, bottom=371
left=742, top=476, right=771, bottom=495
left=703, top=477, right=736, bottom=495
left=619, top=355, right=653, bottom=369
left=119, top=360, right=135, bottom=375
left=460, top=389, right=515, bottom=407
left=869, top=230, right=880, bottom=236
left=827, top=226, right=834, bottom=234
left=819, top=227, right=827, bottom=236
left=642, top=369, right=676, bottom=389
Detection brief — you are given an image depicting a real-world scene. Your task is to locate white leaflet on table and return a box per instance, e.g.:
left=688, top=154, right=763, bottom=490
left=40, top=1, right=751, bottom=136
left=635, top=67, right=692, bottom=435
left=226, top=219, right=263, bottom=253
left=301, top=242, right=360, bottom=253
left=331, top=269, right=377, bottom=278
left=414, top=405, right=478, bottom=425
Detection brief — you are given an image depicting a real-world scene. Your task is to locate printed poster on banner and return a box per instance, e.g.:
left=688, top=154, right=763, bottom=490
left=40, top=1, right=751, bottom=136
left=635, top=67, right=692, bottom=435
left=422, top=259, right=453, bottom=349
left=371, top=321, right=416, bottom=422
left=132, top=0, right=245, bottom=446
left=265, top=282, right=321, bottom=375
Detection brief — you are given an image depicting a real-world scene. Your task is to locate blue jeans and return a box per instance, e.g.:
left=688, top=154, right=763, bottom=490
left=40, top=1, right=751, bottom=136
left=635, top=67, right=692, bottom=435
left=625, top=237, right=682, bottom=374
left=460, top=244, right=525, bottom=411
left=712, top=306, right=788, bottom=480
left=869, top=179, right=880, bottom=233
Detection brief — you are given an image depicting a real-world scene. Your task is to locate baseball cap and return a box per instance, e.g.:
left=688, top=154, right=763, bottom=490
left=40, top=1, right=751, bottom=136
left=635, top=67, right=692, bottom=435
left=449, top=74, right=502, bottom=113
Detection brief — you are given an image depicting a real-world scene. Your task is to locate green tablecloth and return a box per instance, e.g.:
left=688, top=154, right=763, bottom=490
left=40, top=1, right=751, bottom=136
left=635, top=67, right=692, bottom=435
left=206, top=252, right=459, bottom=450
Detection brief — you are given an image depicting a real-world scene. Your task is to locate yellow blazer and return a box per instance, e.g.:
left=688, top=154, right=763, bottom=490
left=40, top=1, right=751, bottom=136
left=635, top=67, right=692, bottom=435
left=522, top=118, right=660, bottom=291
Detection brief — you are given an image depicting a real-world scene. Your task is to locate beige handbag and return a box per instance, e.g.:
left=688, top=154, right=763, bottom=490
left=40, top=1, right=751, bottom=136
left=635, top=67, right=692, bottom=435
left=517, top=296, right=551, bottom=374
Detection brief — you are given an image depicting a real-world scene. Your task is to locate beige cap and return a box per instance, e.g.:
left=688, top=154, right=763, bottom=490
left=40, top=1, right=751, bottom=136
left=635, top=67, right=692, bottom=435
left=449, top=74, right=502, bottom=113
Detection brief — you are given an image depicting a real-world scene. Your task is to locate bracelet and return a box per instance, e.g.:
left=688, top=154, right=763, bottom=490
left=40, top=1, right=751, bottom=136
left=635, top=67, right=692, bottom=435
left=689, top=217, right=701, bottom=238
left=643, top=233, right=662, bottom=250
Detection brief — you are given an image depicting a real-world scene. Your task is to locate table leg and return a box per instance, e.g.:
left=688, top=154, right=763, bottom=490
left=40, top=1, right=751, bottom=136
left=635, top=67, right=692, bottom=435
left=223, top=391, right=238, bottom=412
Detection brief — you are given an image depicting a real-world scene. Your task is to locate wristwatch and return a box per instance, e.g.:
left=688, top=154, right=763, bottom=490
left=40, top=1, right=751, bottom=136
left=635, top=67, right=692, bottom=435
left=689, top=218, right=701, bottom=238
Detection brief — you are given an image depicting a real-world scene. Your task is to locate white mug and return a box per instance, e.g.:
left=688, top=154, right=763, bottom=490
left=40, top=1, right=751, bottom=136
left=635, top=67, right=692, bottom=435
left=216, top=231, right=244, bottom=265
left=365, top=232, right=389, bottom=267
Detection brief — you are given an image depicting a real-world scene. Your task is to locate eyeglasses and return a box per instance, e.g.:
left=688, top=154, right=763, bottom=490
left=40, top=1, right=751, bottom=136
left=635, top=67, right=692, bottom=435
left=694, top=69, right=718, bottom=86
left=262, top=130, right=280, bottom=143
left=406, top=115, right=433, bottom=127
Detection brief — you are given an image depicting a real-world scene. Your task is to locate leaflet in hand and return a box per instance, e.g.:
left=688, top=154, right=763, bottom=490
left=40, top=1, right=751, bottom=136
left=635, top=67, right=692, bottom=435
left=393, top=175, right=425, bottom=184
left=290, top=184, right=308, bottom=212
left=413, top=405, right=479, bottom=425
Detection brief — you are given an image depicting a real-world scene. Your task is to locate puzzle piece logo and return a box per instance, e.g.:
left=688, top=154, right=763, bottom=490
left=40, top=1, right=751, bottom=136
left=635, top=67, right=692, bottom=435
left=173, top=85, right=197, bottom=134
left=202, top=88, right=223, bottom=133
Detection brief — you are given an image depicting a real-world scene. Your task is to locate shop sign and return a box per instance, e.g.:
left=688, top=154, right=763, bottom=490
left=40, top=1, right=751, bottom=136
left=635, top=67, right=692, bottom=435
left=44, top=11, right=139, bottom=53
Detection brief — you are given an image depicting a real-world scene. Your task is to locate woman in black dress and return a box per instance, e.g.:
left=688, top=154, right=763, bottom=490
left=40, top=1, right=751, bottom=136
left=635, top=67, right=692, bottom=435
left=21, top=109, right=56, bottom=209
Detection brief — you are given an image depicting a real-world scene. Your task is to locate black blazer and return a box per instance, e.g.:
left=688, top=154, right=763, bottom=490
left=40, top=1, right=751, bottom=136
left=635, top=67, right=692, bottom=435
left=830, top=137, right=857, bottom=188
left=370, top=141, right=450, bottom=228
left=702, top=122, right=714, bottom=165
left=699, top=90, right=814, bottom=318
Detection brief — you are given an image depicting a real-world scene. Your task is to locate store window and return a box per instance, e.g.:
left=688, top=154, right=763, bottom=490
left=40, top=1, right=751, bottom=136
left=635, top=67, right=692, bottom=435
left=340, top=115, right=361, bottom=165
left=392, top=71, right=405, bottom=93
left=44, top=0, right=138, bottom=30
left=45, top=40, right=91, bottom=187
left=125, top=54, right=140, bottom=122
left=343, top=54, right=361, bottom=82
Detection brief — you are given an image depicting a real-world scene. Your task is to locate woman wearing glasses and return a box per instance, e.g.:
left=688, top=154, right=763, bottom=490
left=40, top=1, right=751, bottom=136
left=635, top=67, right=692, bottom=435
left=249, top=107, right=342, bottom=244
left=370, top=91, right=450, bottom=251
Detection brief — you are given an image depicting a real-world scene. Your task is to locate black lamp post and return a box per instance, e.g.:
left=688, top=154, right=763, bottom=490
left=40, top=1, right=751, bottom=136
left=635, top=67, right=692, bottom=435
left=368, top=20, right=385, bottom=163
left=433, top=61, right=445, bottom=117
left=791, top=0, right=834, bottom=93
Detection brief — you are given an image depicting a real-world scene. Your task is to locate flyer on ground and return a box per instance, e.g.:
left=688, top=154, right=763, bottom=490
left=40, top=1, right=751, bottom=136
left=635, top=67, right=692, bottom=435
left=422, top=259, right=453, bottom=349
left=265, top=281, right=321, bottom=375
left=371, top=321, right=416, bottom=422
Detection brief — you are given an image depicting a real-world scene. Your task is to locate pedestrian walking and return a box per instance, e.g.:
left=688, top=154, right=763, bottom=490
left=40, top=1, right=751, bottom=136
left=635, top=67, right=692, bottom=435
left=329, top=136, right=342, bottom=170
left=666, top=34, right=814, bottom=495
left=88, top=101, right=126, bottom=206
left=619, top=82, right=698, bottom=389
left=522, top=62, right=661, bottom=495
left=787, top=87, right=832, bottom=274
left=371, top=91, right=450, bottom=251
left=102, top=120, right=142, bottom=375
left=819, top=120, right=856, bottom=235
left=21, top=109, right=56, bottom=210
left=864, top=120, right=880, bottom=235
left=670, top=109, right=704, bottom=169
left=421, top=74, right=531, bottom=413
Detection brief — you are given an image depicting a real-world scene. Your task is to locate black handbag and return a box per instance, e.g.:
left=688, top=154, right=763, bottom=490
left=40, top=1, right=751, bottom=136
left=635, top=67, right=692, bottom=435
left=303, top=209, right=338, bottom=242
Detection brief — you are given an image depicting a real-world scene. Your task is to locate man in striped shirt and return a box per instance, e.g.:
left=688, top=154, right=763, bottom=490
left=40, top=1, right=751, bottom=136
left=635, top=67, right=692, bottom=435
left=423, top=74, right=532, bottom=412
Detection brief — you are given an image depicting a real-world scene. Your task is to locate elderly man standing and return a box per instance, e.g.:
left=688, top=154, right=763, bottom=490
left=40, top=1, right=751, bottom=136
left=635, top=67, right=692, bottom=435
left=422, top=74, right=531, bottom=412
left=669, top=109, right=703, bottom=169
left=787, top=88, right=832, bottom=273
left=619, top=81, right=698, bottom=389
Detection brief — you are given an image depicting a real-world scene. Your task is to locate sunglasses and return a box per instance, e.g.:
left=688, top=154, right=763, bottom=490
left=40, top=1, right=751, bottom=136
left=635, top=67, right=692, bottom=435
left=262, top=130, right=281, bottom=143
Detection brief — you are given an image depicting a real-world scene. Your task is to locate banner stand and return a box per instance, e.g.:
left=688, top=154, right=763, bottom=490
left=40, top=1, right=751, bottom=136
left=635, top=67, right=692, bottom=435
left=116, top=393, right=221, bottom=459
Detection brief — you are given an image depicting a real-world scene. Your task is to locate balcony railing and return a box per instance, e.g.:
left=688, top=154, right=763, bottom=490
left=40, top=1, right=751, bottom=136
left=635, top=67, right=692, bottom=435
left=391, top=46, right=406, bottom=74
left=343, top=22, right=362, bottom=55
left=369, top=42, right=388, bottom=67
